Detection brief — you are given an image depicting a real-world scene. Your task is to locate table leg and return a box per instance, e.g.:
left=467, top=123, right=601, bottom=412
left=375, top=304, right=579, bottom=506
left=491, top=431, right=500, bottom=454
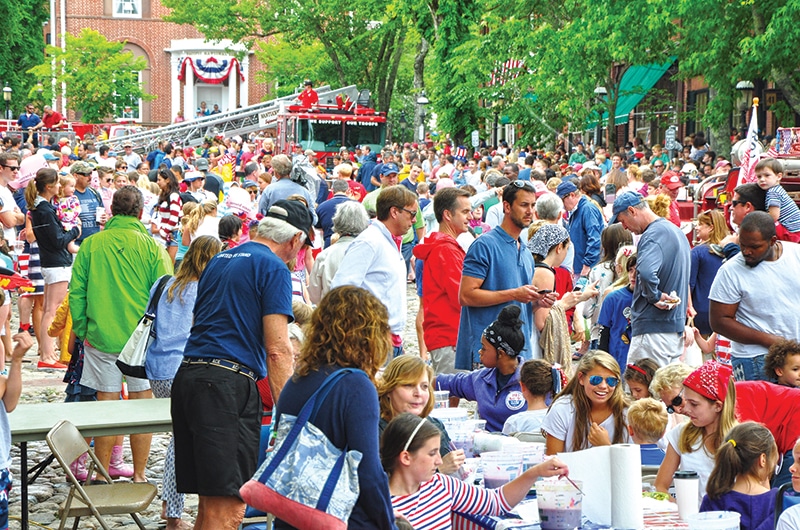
left=20, top=441, right=28, bottom=530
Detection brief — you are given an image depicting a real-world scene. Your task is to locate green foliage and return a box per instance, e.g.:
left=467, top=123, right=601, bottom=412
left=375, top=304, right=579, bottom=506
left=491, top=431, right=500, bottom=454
left=27, top=29, right=154, bottom=123
left=0, top=0, right=50, bottom=114
left=253, top=38, right=335, bottom=98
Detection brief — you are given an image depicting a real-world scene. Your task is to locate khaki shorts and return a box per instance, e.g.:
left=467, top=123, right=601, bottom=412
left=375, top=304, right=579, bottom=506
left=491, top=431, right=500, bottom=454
left=80, top=342, right=151, bottom=393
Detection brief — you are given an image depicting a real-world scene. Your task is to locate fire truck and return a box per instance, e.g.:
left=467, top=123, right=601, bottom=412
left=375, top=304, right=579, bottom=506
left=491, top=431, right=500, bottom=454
left=260, top=92, right=387, bottom=170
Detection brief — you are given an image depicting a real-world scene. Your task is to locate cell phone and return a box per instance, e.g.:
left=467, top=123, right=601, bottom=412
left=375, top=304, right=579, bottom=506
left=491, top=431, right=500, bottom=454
left=537, top=289, right=553, bottom=294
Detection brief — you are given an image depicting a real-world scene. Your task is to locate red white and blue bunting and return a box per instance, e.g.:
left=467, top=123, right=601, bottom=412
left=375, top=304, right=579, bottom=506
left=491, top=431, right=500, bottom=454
left=178, top=56, right=245, bottom=85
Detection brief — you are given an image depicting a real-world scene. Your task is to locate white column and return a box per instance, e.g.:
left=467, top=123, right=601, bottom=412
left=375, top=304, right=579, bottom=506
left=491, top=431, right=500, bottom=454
left=239, top=57, right=249, bottom=108
left=183, top=58, right=194, bottom=121
left=227, top=61, right=237, bottom=111
left=170, top=56, right=181, bottom=122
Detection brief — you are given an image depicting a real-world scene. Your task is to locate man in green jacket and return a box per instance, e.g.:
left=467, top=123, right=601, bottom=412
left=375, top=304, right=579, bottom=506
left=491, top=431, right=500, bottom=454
left=70, top=186, right=173, bottom=483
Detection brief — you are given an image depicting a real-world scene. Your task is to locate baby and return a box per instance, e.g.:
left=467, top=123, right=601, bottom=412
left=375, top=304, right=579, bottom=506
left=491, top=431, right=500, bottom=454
left=56, top=175, right=81, bottom=254
left=755, top=158, right=800, bottom=238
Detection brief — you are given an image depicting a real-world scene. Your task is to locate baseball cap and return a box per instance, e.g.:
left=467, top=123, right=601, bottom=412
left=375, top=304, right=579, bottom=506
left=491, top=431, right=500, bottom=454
left=381, top=163, right=399, bottom=176
left=242, top=180, right=259, bottom=190
left=122, top=141, right=133, bottom=148
left=582, top=161, right=601, bottom=171
left=58, top=137, right=70, bottom=145
left=661, top=171, right=683, bottom=190
left=265, top=200, right=314, bottom=246
left=715, top=160, right=731, bottom=170
left=555, top=180, right=578, bottom=198
left=70, top=161, right=95, bottom=176
left=194, top=158, right=210, bottom=171
left=183, top=171, right=204, bottom=182
left=609, top=191, right=644, bottom=224
left=41, top=151, right=59, bottom=161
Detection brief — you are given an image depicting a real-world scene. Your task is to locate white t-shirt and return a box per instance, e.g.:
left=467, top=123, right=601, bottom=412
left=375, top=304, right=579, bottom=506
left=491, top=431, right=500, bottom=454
left=665, top=422, right=715, bottom=503
left=502, top=409, right=547, bottom=435
left=708, top=241, right=800, bottom=358
left=541, top=395, right=629, bottom=452
left=777, top=504, right=800, bottom=530
left=192, top=216, right=221, bottom=242
left=0, top=186, right=17, bottom=249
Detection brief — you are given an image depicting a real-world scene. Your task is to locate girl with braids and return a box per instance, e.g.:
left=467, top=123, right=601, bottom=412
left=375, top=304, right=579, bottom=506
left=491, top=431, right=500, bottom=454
left=542, top=350, right=630, bottom=454
left=700, top=422, right=778, bottom=530
left=654, top=360, right=737, bottom=502
left=435, top=305, right=527, bottom=432
left=145, top=235, right=221, bottom=530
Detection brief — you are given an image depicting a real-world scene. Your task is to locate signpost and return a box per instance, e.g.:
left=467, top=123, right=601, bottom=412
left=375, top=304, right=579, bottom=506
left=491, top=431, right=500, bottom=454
left=471, top=130, right=480, bottom=148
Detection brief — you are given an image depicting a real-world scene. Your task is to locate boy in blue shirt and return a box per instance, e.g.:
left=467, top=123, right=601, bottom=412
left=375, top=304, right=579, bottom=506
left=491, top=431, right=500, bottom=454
left=626, top=397, right=668, bottom=466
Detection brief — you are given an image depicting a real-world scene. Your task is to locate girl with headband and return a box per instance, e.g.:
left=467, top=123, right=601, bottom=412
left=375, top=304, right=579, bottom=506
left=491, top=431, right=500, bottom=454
left=435, top=305, right=526, bottom=432
left=383, top=413, right=569, bottom=530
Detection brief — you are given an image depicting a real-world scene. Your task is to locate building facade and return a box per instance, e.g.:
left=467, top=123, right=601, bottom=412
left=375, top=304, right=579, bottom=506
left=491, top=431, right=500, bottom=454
left=47, top=0, right=268, bottom=125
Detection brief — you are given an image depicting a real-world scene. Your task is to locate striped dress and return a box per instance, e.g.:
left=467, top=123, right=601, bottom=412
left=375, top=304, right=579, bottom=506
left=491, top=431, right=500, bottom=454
left=391, top=473, right=512, bottom=530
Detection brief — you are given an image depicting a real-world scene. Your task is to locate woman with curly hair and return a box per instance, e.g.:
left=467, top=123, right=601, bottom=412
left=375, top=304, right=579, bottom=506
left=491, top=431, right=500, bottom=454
left=273, top=286, right=396, bottom=529
left=542, top=350, right=630, bottom=454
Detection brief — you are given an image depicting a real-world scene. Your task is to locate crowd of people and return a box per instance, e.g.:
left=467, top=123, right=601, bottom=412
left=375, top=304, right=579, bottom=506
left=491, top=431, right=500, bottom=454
left=0, top=117, right=799, bottom=529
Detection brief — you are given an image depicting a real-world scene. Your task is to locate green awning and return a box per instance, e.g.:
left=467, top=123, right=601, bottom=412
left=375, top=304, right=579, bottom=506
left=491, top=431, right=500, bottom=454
left=589, top=58, right=675, bottom=128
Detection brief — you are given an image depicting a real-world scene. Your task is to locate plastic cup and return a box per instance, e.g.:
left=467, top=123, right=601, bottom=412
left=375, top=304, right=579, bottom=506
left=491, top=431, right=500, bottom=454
left=673, top=470, right=699, bottom=520
left=428, top=407, right=468, bottom=438
left=686, top=511, right=740, bottom=530
left=95, top=209, right=105, bottom=223
left=480, top=451, right=523, bottom=489
left=433, top=390, right=450, bottom=409
left=517, top=442, right=546, bottom=471
left=536, top=478, right=583, bottom=530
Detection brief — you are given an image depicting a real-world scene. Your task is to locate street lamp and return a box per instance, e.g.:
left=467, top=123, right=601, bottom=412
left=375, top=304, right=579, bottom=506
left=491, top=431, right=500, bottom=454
left=593, top=86, right=607, bottom=148
left=493, top=94, right=505, bottom=149
left=399, top=111, right=408, bottom=144
left=417, top=91, right=429, bottom=143
left=736, top=80, right=754, bottom=133
left=2, top=85, right=11, bottom=121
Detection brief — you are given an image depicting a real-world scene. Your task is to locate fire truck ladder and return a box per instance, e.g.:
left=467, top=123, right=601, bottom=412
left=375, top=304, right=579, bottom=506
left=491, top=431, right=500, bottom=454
left=100, top=85, right=360, bottom=154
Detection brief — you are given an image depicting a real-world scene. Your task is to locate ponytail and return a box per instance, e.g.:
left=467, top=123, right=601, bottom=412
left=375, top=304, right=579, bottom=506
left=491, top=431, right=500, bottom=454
left=24, top=180, right=38, bottom=210
left=705, top=422, right=776, bottom=499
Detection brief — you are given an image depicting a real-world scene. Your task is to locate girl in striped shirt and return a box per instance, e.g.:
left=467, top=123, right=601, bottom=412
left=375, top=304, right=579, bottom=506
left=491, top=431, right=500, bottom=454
left=155, top=169, right=182, bottom=263
left=383, top=413, right=569, bottom=530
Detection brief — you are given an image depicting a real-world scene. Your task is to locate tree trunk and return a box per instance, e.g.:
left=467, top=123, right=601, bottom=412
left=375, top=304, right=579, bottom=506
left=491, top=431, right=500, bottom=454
left=413, top=37, right=429, bottom=139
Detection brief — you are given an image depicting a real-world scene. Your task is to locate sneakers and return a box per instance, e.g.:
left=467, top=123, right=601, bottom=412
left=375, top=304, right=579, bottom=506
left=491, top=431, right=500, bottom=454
left=37, top=361, right=68, bottom=370
left=108, top=445, right=134, bottom=479
left=69, top=453, right=88, bottom=482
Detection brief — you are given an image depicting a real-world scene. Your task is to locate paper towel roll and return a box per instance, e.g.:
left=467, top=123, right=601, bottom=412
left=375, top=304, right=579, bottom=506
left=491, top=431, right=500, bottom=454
left=610, top=444, right=643, bottom=529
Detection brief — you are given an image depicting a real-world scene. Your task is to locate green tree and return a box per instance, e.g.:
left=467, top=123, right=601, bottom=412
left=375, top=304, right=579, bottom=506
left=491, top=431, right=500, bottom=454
left=162, top=0, right=409, bottom=113
left=28, top=29, right=153, bottom=124
left=0, top=0, right=50, bottom=116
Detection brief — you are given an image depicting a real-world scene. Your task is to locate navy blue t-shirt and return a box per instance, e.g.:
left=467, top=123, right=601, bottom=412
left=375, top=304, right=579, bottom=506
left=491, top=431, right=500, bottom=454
left=597, top=286, right=633, bottom=369
left=183, top=241, right=293, bottom=378
left=74, top=187, right=102, bottom=243
left=315, top=195, right=351, bottom=248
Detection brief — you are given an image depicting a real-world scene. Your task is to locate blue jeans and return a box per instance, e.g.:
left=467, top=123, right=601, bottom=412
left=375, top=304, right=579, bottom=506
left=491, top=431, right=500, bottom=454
left=393, top=345, right=405, bottom=358
left=731, top=354, right=768, bottom=382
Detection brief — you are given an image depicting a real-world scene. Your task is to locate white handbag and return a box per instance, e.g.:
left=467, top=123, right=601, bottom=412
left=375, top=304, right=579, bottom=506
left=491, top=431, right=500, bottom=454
left=116, top=275, right=170, bottom=379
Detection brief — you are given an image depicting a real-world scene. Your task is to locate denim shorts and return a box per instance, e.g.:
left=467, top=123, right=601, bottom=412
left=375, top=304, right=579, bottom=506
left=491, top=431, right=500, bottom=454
left=731, top=354, right=768, bottom=382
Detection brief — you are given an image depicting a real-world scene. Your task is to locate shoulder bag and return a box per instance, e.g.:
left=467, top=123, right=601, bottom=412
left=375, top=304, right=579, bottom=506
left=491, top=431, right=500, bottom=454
left=116, top=275, right=170, bottom=379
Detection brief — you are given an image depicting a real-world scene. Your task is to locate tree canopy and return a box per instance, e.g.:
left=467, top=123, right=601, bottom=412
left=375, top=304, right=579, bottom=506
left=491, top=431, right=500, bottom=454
left=0, top=0, right=50, bottom=115
left=28, top=29, right=154, bottom=124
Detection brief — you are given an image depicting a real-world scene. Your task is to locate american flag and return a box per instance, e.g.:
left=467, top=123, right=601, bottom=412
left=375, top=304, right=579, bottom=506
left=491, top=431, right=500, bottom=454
left=737, top=100, right=760, bottom=185
left=489, top=59, right=524, bottom=86
left=454, top=146, right=467, bottom=162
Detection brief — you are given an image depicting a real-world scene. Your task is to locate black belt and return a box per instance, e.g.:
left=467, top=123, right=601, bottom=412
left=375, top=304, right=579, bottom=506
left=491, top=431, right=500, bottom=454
left=182, top=357, right=257, bottom=382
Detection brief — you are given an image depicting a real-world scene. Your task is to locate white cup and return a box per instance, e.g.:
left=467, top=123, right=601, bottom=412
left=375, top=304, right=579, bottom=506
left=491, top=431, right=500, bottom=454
left=95, top=209, right=105, bottom=223
left=673, top=470, right=699, bottom=520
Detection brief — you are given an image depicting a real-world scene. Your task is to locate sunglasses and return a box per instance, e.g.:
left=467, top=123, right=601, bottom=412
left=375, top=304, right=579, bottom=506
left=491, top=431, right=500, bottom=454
left=666, top=389, right=684, bottom=414
left=399, top=207, right=418, bottom=217
left=119, top=165, right=128, bottom=169
left=510, top=180, right=535, bottom=191
left=588, top=375, right=619, bottom=387
left=731, top=199, right=745, bottom=207
left=0, top=164, right=20, bottom=172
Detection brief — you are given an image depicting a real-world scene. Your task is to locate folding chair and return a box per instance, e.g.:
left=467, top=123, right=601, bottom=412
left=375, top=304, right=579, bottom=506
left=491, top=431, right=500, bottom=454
left=45, top=420, right=158, bottom=530
left=774, top=482, right=800, bottom=529
left=512, top=431, right=547, bottom=444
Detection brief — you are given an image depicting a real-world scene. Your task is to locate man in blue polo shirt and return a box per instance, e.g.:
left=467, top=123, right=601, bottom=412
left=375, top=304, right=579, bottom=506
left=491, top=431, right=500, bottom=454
left=455, top=181, right=557, bottom=370
left=172, top=199, right=313, bottom=530
left=16, top=104, right=41, bottom=148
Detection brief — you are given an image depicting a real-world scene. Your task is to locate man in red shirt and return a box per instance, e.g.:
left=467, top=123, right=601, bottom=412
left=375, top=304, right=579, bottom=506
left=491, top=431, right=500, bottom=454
left=41, top=105, right=66, bottom=129
left=413, top=187, right=472, bottom=374
left=658, top=171, right=683, bottom=227
left=296, top=80, right=319, bottom=108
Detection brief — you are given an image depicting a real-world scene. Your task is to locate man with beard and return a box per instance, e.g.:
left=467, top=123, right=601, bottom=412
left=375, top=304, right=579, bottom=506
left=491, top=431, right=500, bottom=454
left=454, top=181, right=556, bottom=370
left=709, top=211, right=800, bottom=381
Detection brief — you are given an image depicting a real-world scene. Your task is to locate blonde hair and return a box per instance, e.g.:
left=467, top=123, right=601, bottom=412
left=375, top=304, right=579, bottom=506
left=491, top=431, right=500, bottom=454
left=183, top=200, right=217, bottom=236
left=58, top=174, right=76, bottom=199
left=649, top=363, right=693, bottom=395
left=678, top=378, right=737, bottom=455
left=377, top=356, right=435, bottom=422
left=697, top=209, right=729, bottom=245
left=546, top=177, right=562, bottom=191
left=609, top=245, right=636, bottom=289
left=646, top=194, right=671, bottom=219
left=627, top=398, right=668, bottom=443
left=548, top=351, right=629, bottom=452
left=627, top=165, right=642, bottom=183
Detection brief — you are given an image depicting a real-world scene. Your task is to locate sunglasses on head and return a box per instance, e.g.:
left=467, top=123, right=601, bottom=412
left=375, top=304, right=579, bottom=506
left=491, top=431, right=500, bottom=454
left=510, top=180, right=535, bottom=191
left=588, top=375, right=619, bottom=387
left=666, top=389, right=683, bottom=414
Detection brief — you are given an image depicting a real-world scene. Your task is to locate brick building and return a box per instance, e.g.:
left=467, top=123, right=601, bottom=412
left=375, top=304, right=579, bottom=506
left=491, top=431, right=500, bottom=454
left=47, top=0, right=268, bottom=126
